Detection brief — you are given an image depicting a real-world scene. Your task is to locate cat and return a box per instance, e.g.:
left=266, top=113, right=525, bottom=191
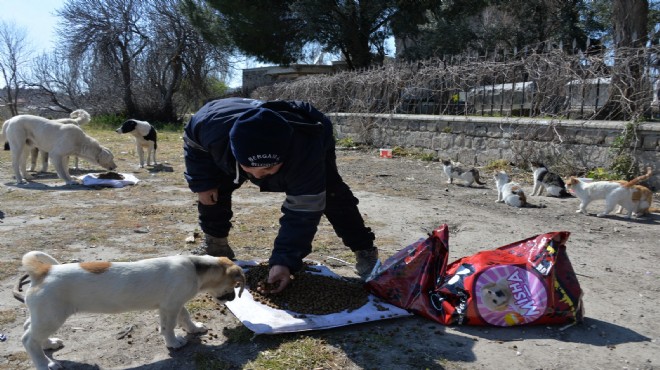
left=614, top=183, right=657, bottom=217
left=441, top=159, right=486, bottom=187
left=530, top=162, right=570, bottom=197
left=565, top=167, right=652, bottom=218
left=494, top=171, right=527, bottom=207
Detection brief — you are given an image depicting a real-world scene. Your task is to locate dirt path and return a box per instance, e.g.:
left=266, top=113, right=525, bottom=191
left=1, top=138, right=659, bottom=369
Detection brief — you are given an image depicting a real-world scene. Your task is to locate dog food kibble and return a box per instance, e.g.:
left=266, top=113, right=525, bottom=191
left=244, top=263, right=369, bottom=315
left=97, top=171, right=124, bottom=180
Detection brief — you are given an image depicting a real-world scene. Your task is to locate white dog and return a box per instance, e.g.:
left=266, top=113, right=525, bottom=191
left=30, top=109, right=92, bottom=172
left=116, top=119, right=158, bottom=167
left=20, top=251, right=246, bottom=370
left=2, top=114, right=116, bottom=185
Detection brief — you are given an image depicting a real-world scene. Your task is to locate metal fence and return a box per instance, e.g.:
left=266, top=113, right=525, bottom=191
left=253, top=44, right=660, bottom=122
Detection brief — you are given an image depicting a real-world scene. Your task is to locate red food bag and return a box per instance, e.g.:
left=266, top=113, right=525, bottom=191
left=430, top=231, right=584, bottom=326
left=366, top=225, right=450, bottom=321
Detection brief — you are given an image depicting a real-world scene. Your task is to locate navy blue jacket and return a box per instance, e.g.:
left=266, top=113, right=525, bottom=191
left=183, top=98, right=335, bottom=271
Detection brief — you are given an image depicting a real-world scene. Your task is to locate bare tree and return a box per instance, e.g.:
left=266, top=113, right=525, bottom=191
left=138, top=0, right=231, bottom=121
left=0, top=21, right=33, bottom=117
left=55, top=0, right=231, bottom=121
left=57, top=0, right=149, bottom=117
left=28, top=51, right=86, bottom=113
left=596, top=0, right=649, bottom=120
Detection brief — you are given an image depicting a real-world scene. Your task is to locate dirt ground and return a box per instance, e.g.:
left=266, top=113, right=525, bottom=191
left=1, top=132, right=659, bottom=370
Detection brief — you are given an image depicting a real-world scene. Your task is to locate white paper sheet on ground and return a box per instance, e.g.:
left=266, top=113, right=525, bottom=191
left=78, top=173, right=140, bottom=188
left=225, top=260, right=412, bottom=335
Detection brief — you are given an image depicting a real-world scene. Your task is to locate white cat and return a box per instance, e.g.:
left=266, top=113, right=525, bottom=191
left=494, top=171, right=527, bottom=207
left=565, top=168, right=652, bottom=218
left=530, top=162, right=570, bottom=197
left=441, top=160, right=486, bottom=187
left=614, top=184, right=656, bottom=217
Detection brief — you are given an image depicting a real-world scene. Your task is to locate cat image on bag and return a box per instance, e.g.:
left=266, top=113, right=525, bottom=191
left=494, top=171, right=527, bottom=207
left=530, top=162, right=570, bottom=197
left=441, top=159, right=486, bottom=187
left=614, top=183, right=658, bottom=217
left=565, top=167, right=652, bottom=218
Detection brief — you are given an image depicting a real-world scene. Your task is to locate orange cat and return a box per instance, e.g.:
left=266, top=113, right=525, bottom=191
left=565, top=167, right=653, bottom=218
left=614, top=183, right=657, bottom=217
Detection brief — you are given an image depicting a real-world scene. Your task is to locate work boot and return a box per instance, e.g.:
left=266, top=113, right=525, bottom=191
left=192, top=235, right=235, bottom=259
left=354, top=247, right=379, bottom=280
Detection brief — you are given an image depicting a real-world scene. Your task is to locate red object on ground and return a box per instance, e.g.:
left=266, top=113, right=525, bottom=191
left=367, top=225, right=584, bottom=327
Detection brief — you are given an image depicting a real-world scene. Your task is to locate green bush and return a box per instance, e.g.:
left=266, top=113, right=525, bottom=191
left=336, top=137, right=357, bottom=148
left=485, top=159, right=510, bottom=172
left=88, top=114, right=184, bottom=132
left=89, top=114, right=126, bottom=130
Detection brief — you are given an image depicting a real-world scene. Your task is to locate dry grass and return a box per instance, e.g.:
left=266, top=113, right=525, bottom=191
left=0, top=125, right=443, bottom=369
left=244, top=336, right=335, bottom=370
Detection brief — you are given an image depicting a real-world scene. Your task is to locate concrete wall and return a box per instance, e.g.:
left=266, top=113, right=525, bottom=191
left=330, top=113, right=660, bottom=189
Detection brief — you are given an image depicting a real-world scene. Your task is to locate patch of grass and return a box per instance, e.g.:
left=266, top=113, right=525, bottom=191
left=586, top=167, right=620, bottom=180
left=244, top=336, right=334, bottom=370
left=186, top=296, right=219, bottom=314
left=484, top=159, right=511, bottom=172
left=88, top=114, right=127, bottom=130
left=222, top=325, right=255, bottom=344
left=392, top=146, right=408, bottom=157
left=336, top=137, right=357, bottom=148
left=0, top=309, right=17, bottom=325
left=192, top=351, right=234, bottom=370
left=392, top=146, right=437, bottom=161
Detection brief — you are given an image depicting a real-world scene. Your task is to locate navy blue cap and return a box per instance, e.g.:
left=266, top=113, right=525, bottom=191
left=229, top=108, right=293, bottom=167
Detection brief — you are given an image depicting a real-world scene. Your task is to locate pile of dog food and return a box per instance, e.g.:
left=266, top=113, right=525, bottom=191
left=244, top=262, right=369, bottom=315
left=97, top=171, right=125, bottom=180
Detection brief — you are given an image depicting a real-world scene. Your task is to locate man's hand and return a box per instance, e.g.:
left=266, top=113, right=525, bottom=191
left=258, top=265, right=292, bottom=294
left=198, top=189, right=218, bottom=205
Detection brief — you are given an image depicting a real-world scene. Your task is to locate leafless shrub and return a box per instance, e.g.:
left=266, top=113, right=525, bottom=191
left=253, top=45, right=659, bottom=125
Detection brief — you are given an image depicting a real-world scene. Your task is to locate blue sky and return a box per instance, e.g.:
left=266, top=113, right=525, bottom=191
left=0, top=0, right=248, bottom=87
left=0, top=0, right=62, bottom=52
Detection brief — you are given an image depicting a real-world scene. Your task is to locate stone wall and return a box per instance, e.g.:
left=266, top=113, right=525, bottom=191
left=330, top=113, right=660, bottom=189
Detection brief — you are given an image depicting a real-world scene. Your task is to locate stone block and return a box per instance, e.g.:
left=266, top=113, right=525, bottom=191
left=642, top=135, right=659, bottom=150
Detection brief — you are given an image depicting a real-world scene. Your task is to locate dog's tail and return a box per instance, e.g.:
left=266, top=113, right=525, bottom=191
left=70, top=109, right=91, bottom=125
left=1, top=119, right=9, bottom=150
left=22, top=251, right=60, bottom=282
left=623, top=167, right=653, bottom=188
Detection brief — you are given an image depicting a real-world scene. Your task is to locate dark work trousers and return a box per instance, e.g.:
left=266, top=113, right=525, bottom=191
left=323, top=146, right=376, bottom=252
left=197, top=145, right=375, bottom=251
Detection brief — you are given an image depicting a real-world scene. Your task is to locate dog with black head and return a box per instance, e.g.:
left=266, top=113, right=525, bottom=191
left=116, top=119, right=158, bottom=167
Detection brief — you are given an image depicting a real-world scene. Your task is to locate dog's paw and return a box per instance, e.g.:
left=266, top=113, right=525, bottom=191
left=186, top=322, right=207, bottom=334
left=48, top=359, right=64, bottom=370
left=166, top=336, right=188, bottom=349
left=43, top=337, right=64, bottom=350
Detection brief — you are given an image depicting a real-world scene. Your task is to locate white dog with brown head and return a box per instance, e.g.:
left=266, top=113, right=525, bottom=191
left=20, top=251, right=245, bottom=370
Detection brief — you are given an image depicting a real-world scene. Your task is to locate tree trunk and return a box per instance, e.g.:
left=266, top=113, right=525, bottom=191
left=596, top=0, right=648, bottom=120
